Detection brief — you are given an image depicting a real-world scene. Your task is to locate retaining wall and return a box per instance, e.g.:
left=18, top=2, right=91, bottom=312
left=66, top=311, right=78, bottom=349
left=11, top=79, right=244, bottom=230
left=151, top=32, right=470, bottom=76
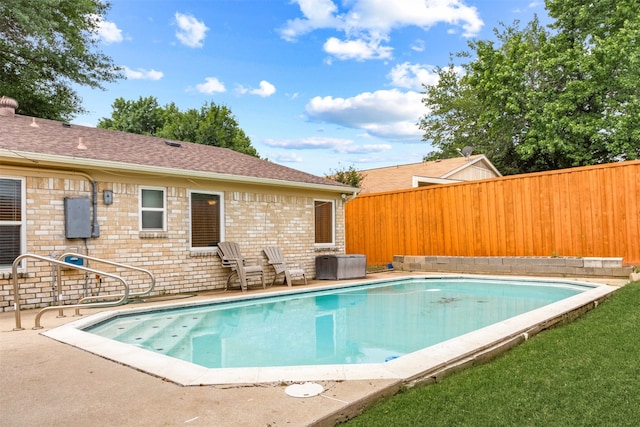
left=392, top=255, right=633, bottom=278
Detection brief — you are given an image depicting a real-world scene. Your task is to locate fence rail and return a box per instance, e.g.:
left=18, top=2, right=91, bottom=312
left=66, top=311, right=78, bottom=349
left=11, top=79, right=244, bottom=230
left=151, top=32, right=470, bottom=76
left=345, top=160, right=640, bottom=266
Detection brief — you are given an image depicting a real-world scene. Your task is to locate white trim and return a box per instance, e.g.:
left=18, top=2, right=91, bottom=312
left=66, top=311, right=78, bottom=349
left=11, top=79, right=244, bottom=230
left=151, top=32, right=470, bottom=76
left=0, top=176, right=26, bottom=271
left=313, top=199, right=335, bottom=247
left=139, top=186, right=166, bottom=232
left=441, top=155, right=502, bottom=179
left=412, top=176, right=463, bottom=187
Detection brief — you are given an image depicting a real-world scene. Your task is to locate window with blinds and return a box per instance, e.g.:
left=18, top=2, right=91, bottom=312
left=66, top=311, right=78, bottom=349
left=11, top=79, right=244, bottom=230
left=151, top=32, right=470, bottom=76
left=314, top=199, right=334, bottom=245
left=0, top=178, right=24, bottom=269
left=140, top=187, right=166, bottom=230
left=190, top=192, right=222, bottom=248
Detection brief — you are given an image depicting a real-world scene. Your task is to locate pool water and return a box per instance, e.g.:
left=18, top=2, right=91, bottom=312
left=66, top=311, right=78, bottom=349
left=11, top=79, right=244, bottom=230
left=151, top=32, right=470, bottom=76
left=85, top=278, right=588, bottom=369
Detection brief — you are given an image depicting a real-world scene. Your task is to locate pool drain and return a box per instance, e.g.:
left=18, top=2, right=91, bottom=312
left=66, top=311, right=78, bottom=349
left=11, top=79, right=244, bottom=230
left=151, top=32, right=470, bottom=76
left=285, top=382, right=324, bottom=398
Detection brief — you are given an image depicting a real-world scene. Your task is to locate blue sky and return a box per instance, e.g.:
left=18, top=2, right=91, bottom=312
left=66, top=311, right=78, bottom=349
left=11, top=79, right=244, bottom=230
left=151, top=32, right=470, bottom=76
left=74, top=0, right=548, bottom=176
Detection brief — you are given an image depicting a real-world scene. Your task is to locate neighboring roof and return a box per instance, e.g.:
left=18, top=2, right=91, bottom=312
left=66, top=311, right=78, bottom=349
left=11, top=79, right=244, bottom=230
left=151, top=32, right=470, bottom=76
left=358, top=155, right=501, bottom=194
left=0, top=113, right=353, bottom=193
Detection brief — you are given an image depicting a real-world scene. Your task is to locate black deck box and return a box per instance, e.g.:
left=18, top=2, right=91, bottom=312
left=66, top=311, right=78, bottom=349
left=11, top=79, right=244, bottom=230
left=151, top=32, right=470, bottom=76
left=315, top=254, right=366, bottom=280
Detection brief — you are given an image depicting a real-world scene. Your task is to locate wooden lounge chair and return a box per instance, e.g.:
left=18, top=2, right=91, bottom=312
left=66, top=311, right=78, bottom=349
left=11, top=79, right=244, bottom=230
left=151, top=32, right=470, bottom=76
left=217, top=242, right=265, bottom=291
left=263, top=247, right=307, bottom=287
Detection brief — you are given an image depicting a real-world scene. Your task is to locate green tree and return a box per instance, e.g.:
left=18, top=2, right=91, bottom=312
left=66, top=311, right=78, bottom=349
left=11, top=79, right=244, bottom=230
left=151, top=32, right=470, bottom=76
left=0, top=0, right=123, bottom=121
left=420, top=1, right=640, bottom=174
left=97, top=97, right=163, bottom=135
left=98, top=97, right=260, bottom=157
left=326, top=164, right=363, bottom=188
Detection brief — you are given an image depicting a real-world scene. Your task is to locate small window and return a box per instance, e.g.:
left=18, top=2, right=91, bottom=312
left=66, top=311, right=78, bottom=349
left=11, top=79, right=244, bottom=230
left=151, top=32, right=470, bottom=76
left=0, top=177, right=25, bottom=269
left=140, top=187, right=166, bottom=231
left=189, top=191, right=224, bottom=249
left=314, top=199, right=335, bottom=245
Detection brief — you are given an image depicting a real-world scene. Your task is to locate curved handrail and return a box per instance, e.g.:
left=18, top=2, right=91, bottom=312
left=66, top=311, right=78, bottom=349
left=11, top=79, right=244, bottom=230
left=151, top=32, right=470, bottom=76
left=12, top=254, right=130, bottom=330
left=58, top=252, right=156, bottom=304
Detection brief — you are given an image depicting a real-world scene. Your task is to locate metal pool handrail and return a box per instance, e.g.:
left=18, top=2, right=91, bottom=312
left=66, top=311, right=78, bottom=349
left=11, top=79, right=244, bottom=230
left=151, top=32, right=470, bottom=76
left=58, top=252, right=156, bottom=304
left=11, top=254, right=130, bottom=330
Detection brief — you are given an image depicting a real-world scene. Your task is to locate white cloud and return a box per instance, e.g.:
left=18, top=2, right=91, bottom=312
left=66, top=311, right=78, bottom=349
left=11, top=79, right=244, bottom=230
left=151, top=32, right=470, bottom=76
left=279, top=0, right=340, bottom=41
left=92, top=16, right=123, bottom=44
left=265, top=136, right=351, bottom=150
left=305, top=89, right=424, bottom=140
left=323, top=36, right=393, bottom=61
left=236, top=81, right=276, bottom=97
left=272, top=152, right=303, bottom=163
left=411, top=39, right=425, bottom=52
left=247, top=81, right=277, bottom=97
left=264, top=136, right=392, bottom=155
left=280, top=0, right=483, bottom=60
left=123, top=66, right=163, bottom=80
left=388, top=62, right=464, bottom=90
left=388, top=63, right=438, bottom=90
left=175, top=13, right=208, bottom=48
left=335, top=143, right=392, bottom=154
left=195, top=77, right=226, bottom=94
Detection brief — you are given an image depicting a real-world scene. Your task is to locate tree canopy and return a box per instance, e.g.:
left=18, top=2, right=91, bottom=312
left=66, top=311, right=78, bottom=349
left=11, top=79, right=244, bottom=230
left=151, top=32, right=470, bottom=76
left=326, top=164, right=363, bottom=188
left=420, top=0, right=640, bottom=175
left=0, top=0, right=123, bottom=121
left=98, top=96, right=260, bottom=157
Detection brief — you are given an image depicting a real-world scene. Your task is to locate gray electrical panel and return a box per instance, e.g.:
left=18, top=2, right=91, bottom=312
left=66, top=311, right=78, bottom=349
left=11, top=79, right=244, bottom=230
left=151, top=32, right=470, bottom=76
left=64, top=197, right=92, bottom=239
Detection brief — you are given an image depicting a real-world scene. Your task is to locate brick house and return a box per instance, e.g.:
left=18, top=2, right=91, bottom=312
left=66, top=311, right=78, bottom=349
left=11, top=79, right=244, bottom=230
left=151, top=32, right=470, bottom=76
left=0, top=97, right=356, bottom=311
left=358, top=154, right=502, bottom=194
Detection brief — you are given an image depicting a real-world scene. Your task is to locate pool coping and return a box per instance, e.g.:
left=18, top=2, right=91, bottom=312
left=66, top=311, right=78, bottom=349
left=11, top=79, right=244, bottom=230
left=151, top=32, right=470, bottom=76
left=42, top=274, right=618, bottom=387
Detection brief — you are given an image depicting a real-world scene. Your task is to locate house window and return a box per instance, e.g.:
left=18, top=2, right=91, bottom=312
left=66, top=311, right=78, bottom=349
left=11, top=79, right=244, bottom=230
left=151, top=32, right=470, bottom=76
left=140, top=187, right=166, bottom=231
left=314, top=199, right=334, bottom=245
left=0, top=177, right=25, bottom=269
left=189, top=191, right=223, bottom=249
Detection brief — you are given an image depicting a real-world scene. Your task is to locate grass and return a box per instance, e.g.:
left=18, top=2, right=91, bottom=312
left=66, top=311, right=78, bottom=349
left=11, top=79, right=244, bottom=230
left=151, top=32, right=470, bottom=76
left=344, top=281, right=640, bottom=427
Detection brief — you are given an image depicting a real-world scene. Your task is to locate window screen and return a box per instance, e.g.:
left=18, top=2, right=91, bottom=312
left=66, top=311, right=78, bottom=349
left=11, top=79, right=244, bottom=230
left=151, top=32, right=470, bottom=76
left=190, top=192, right=221, bottom=248
left=140, top=188, right=165, bottom=230
left=314, top=200, right=334, bottom=244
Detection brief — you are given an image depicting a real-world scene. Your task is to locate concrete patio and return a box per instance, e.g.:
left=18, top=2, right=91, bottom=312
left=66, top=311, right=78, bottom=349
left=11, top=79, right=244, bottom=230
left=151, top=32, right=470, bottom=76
left=1, top=273, right=405, bottom=427
left=0, top=272, right=627, bottom=426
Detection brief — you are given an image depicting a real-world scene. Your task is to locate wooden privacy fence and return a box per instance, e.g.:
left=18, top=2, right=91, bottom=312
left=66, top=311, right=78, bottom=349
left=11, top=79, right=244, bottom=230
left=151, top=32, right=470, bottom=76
left=345, top=160, right=640, bottom=266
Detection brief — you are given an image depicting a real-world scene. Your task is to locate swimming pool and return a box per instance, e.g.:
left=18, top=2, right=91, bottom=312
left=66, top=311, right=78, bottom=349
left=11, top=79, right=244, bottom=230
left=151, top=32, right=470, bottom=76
left=43, top=275, right=615, bottom=386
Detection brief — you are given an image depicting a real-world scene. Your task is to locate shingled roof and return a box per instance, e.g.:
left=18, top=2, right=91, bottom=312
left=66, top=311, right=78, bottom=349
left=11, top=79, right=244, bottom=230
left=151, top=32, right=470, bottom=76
left=0, top=111, right=351, bottom=192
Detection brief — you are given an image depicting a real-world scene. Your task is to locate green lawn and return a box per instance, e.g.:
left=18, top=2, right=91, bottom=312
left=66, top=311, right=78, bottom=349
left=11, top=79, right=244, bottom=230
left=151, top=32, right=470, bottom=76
left=344, top=281, right=640, bottom=426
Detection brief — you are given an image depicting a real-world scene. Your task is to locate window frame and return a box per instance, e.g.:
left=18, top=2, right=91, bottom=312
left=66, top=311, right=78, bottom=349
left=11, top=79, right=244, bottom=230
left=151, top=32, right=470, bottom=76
left=139, top=186, right=167, bottom=231
left=0, top=176, right=26, bottom=271
left=188, top=190, right=225, bottom=251
left=314, top=199, right=335, bottom=246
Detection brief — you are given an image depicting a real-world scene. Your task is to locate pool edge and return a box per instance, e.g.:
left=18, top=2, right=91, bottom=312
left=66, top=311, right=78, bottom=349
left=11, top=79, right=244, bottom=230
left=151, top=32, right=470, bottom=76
left=41, top=275, right=618, bottom=387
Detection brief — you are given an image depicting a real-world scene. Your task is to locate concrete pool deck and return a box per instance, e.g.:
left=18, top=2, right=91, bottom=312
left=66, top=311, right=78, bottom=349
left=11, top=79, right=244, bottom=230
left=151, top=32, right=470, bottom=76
left=0, top=272, right=628, bottom=426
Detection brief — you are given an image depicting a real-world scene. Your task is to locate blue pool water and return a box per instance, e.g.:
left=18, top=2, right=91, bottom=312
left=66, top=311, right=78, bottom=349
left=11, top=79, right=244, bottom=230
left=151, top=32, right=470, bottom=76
left=85, top=277, right=588, bottom=369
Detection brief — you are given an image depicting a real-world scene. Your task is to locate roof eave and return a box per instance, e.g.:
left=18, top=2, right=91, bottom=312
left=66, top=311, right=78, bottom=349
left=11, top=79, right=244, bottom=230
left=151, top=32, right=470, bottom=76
left=440, top=155, right=502, bottom=178
left=1, top=149, right=356, bottom=194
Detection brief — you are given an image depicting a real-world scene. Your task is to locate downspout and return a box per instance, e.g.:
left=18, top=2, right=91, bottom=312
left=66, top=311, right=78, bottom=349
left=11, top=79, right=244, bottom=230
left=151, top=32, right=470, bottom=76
left=90, top=179, right=100, bottom=237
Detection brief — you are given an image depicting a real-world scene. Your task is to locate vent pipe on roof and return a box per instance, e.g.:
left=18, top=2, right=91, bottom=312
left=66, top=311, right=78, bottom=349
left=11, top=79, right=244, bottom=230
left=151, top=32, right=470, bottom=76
left=0, top=96, right=18, bottom=117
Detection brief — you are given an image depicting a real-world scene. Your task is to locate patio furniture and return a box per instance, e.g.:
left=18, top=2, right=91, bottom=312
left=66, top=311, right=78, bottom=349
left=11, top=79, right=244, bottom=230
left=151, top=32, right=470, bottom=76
left=217, top=242, right=265, bottom=291
left=263, top=247, right=307, bottom=287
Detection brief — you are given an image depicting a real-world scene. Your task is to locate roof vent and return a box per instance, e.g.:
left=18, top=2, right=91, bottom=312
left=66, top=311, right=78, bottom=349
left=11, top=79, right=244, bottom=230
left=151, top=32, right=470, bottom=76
left=164, top=140, right=181, bottom=147
left=0, top=96, right=18, bottom=117
left=62, top=123, right=71, bottom=128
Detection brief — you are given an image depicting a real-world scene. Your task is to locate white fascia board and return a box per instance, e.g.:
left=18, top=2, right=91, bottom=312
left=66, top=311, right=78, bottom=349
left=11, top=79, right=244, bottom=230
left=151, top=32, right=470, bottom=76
left=412, top=176, right=462, bottom=187
left=1, top=149, right=356, bottom=195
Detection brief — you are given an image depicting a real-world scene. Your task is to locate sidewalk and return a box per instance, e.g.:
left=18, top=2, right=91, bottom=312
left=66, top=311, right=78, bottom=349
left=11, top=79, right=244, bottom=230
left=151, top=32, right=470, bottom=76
left=0, top=274, right=403, bottom=427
